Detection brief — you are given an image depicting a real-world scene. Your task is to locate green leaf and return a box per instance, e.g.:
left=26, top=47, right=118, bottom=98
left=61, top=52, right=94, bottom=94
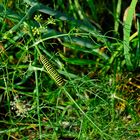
left=59, top=53, right=103, bottom=66
left=123, top=0, right=138, bottom=70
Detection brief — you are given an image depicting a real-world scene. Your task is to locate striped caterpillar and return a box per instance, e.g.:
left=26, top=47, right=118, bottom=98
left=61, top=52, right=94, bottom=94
left=40, top=55, right=65, bottom=87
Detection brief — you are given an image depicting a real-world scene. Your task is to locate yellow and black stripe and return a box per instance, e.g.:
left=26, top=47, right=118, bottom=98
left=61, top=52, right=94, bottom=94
left=40, top=55, right=65, bottom=87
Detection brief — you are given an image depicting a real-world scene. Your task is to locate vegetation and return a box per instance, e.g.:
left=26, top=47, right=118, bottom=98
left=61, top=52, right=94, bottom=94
left=0, top=0, right=140, bottom=139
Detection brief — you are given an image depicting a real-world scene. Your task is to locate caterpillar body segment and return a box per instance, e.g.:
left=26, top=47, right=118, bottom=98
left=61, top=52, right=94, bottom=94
left=40, top=55, right=65, bottom=87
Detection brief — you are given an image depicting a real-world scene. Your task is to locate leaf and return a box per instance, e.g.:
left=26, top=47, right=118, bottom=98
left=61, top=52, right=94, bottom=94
left=59, top=53, right=103, bottom=66
left=123, top=0, right=138, bottom=70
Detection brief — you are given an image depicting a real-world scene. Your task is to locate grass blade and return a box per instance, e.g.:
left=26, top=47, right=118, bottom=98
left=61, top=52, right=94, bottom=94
left=114, top=0, right=122, bottom=33
left=35, top=70, right=42, bottom=139
left=86, top=0, right=98, bottom=21
left=123, top=0, right=138, bottom=70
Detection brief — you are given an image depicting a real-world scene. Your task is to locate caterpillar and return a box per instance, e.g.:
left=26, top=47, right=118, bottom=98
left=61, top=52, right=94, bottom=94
left=40, top=55, right=65, bottom=87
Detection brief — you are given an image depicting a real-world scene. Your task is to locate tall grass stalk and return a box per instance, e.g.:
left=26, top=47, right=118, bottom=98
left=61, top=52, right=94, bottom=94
left=114, top=0, right=122, bottom=33
left=86, top=0, right=98, bottom=22
left=35, top=70, right=42, bottom=139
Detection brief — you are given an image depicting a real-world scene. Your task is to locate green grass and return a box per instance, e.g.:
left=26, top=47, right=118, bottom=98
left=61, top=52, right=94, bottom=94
left=0, top=0, right=140, bottom=139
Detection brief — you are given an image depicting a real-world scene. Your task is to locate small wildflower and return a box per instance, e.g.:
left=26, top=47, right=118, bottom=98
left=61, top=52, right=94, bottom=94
left=10, top=95, right=32, bottom=118
left=47, top=16, right=56, bottom=25
left=34, top=14, right=43, bottom=23
left=32, top=26, right=40, bottom=36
